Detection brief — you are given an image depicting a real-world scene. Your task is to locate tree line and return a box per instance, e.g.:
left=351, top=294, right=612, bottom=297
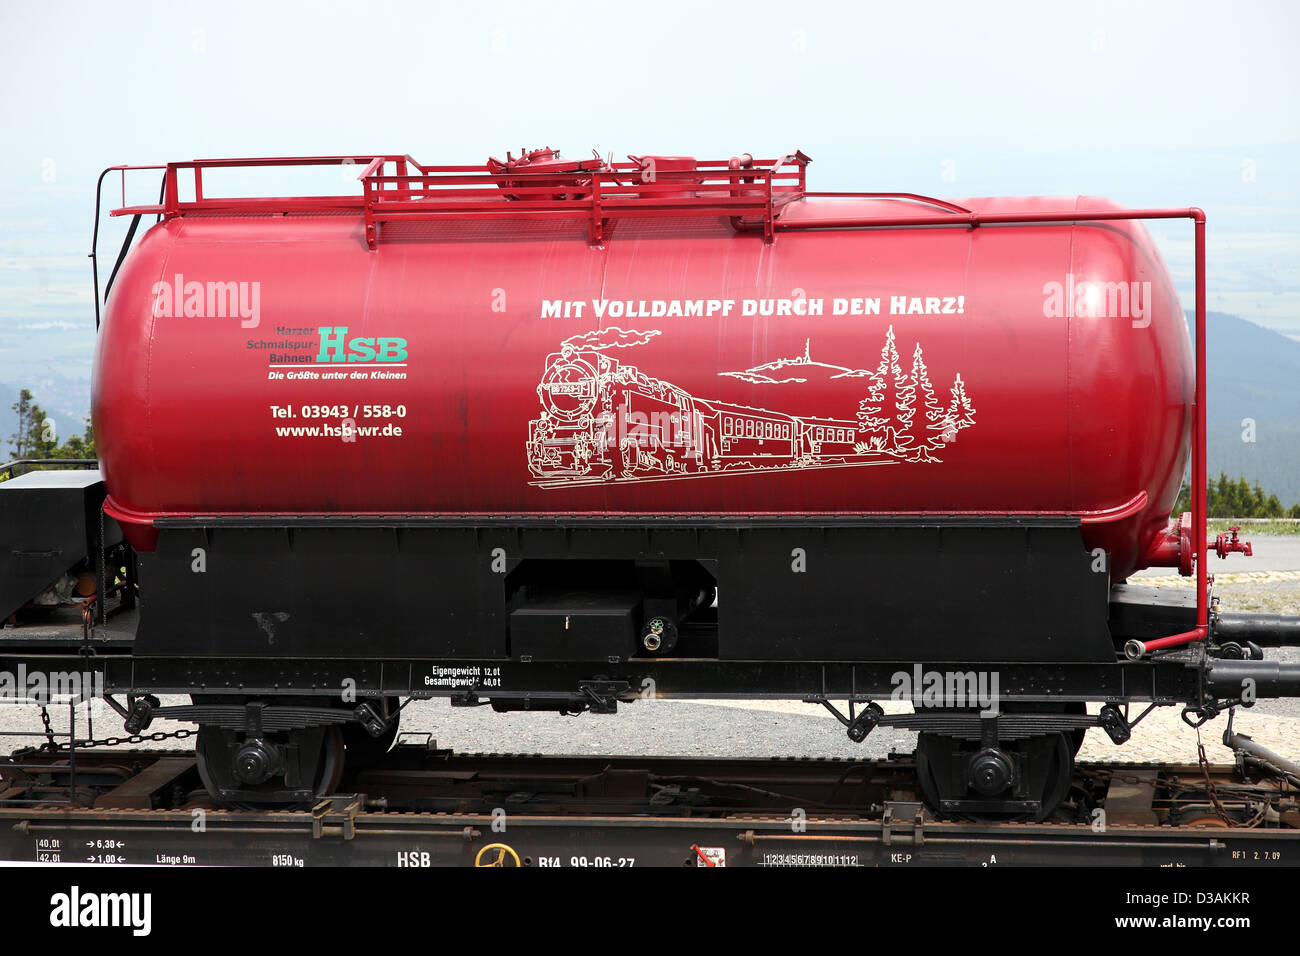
left=1174, top=472, right=1300, bottom=519
left=6, top=389, right=97, bottom=465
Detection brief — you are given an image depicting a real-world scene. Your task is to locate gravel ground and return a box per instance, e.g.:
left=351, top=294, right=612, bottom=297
left=4, top=667, right=1295, bottom=771
left=1214, top=578, right=1300, bottom=616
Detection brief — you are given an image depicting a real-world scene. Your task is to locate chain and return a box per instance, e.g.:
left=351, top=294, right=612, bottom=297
left=38, top=706, right=57, bottom=749
left=1195, top=727, right=1234, bottom=825
left=39, top=727, right=197, bottom=753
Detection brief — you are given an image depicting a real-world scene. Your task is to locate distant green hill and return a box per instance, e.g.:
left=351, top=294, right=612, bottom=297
left=1195, top=312, right=1300, bottom=507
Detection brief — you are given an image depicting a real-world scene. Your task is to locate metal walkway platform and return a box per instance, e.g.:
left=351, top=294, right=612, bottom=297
left=2, top=748, right=1295, bottom=867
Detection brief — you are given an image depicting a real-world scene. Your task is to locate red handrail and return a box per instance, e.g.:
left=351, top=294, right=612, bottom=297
left=107, top=153, right=813, bottom=246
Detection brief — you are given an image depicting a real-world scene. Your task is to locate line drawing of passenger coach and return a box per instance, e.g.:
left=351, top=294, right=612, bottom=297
left=525, top=326, right=975, bottom=487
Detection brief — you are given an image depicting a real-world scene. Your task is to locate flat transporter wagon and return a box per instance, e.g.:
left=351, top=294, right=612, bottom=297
left=3, top=148, right=1298, bottom=820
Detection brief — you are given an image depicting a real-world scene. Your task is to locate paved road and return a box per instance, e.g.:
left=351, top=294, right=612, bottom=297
left=1133, top=534, right=1300, bottom=575
left=1230, top=534, right=1300, bottom=571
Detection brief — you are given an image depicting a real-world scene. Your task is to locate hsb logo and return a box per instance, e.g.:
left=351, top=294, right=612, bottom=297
left=317, top=326, right=408, bottom=363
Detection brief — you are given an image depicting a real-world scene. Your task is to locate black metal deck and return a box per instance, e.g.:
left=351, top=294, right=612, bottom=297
left=2, top=748, right=1295, bottom=868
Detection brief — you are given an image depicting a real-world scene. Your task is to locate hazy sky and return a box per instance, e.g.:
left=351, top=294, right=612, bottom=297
left=3, top=0, right=1298, bottom=169
left=0, top=0, right=1298, bottom=398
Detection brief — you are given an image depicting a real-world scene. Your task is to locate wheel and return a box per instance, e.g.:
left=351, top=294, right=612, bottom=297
left=916, top=730, right=1074, bottom=823
left=1033, top=732, right=1075, bottom=820
left=1064, top=703, right=1088, bottom=757
left=195, top=723, right=345, bottom=810
left=341, top=697, right=401, bottom=770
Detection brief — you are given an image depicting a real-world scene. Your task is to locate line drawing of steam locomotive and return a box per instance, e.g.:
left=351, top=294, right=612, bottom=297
left=526, top=327, right=974, bottom=486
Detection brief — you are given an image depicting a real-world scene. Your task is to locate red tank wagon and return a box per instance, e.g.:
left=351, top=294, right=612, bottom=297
left=96, top=155, right=1190, bottom=582
left=3, top=147, right=1287, bottom=816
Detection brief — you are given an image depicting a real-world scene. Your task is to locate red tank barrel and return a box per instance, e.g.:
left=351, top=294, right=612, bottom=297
left=92, top=150, right=1216, bottom=648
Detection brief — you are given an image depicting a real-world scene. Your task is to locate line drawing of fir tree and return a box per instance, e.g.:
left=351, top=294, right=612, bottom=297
left=890, top=346, right=919, bottom=459
left=899, top=341, right=944, bottom=462
left=857, top=325, right=908, bottom=452
left=941, top=373, right=976, bottom=444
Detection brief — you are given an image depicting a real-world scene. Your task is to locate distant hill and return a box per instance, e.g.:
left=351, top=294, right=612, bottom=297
left=1198, top=311, right=1300, bottom=422
left=1195, top=312, right=1300, bottom=506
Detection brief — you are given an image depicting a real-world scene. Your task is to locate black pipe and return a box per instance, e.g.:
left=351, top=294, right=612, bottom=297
left=1205, top=659, right=1300, bottom=698
left=1225, top=729, right=1300, bottom=784
left=1215, top=609, right=1300, bottom=647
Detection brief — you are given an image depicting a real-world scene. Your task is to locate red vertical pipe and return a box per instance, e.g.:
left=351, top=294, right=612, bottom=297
left=1134, top=210, right=1209, bottom=654
left=1195, top=214, right=1208, bottom=631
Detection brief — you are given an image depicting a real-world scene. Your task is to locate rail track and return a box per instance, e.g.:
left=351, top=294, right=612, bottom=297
left=2, top=744, right=1296, bottom=867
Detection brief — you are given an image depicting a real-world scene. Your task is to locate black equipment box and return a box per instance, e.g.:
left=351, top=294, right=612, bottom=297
left=0, top=469, right=120, bottom=620
left=510, top=590, right=641, bottom=661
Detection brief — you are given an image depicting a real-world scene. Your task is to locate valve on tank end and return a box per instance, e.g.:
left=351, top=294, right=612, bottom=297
left=1141, top=514, right=1255, bottom=581
left=1212, top=525, right=1253, bottom=560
